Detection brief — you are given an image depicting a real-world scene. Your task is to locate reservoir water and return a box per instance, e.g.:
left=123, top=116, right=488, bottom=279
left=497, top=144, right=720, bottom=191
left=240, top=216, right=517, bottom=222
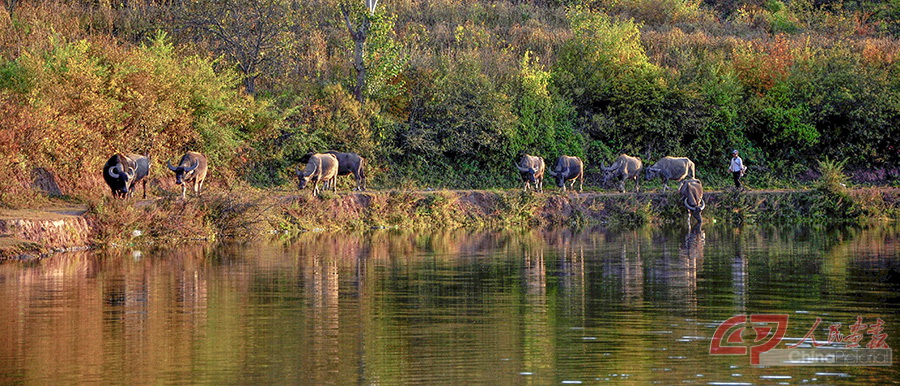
left=1, top=224, right=897, bottom=384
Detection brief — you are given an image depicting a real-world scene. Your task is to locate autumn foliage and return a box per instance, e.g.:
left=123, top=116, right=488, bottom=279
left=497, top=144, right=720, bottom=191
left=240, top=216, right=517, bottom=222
left=1, top=0, right=899, bottom=207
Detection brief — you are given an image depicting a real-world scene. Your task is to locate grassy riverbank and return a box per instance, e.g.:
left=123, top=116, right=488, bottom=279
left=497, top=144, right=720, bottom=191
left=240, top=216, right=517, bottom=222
left=2, top=186, right=897, bottom=261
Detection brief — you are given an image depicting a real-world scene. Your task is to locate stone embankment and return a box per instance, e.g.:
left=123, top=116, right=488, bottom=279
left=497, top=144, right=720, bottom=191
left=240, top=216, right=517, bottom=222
left=0, top=206, right=91, bottom=261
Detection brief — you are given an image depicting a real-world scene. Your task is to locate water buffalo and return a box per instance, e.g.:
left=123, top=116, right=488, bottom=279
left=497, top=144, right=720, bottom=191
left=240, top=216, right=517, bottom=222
left=167, top=151, right=208, bottom=199
left=325, top=151, right=367, bottom=191
left=297, top=153, right=339, bottom=195
left=602, top=154, right=643, bottom=193
left=515, top=154, right=545, bottom=193
left=103, top=153, right=149, bottom=199
left=546, top=155, right=584, bottom=193
left=679, top=178, right=705, bottom=224
left=645, top=156, right=696, bottom=192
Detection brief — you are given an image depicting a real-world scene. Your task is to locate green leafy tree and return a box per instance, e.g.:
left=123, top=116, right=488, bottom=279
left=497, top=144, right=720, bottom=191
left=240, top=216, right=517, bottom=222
left=514, top=52, right=582, bottom=160
left=554, top=7, right=701, bottom=162
left=402, top=56, right=517, bottom=185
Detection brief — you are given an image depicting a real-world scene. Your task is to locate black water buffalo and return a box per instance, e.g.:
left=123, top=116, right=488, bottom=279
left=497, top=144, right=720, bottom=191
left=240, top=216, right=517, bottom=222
left=679, top=178, right=705, bottom=224
left=547, top=155, right=584, bottom=193
left=103, top=153, right=149, bottom=199
left=297, top=153, right=339, bottom=195
left=602, top=154, right=643, bottom=193
left=645, top=156, right=696, bottom=192
left=325, top=151, right=367, bottom=191
left=515, top=154, right=545, bottom=193
left=167, top=151, right=208, bottom=199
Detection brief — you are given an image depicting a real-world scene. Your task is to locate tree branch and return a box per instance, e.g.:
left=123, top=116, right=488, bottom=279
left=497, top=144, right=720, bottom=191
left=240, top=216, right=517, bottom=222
left=339, top=2, right=357, bottom=40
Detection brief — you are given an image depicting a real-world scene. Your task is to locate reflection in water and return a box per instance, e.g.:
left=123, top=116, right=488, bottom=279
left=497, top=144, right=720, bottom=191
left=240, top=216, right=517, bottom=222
left=0, top=224, right=898, bottom=384
left=0, top=245, right=211, bottom=383
left=732, top=227, right=749, bottom=314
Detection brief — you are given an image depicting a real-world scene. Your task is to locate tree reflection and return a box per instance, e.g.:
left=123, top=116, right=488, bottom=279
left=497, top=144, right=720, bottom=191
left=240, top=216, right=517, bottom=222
left=0, top=225, right=897, bottom=384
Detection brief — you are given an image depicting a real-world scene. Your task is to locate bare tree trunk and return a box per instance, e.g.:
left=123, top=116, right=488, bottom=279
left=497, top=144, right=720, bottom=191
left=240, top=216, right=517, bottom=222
left=341, top=3, right=369, bottom=103
left=244, top=76, right=257, bottom=95
left=352, top=24, right=367, bottom=102
left=6, top=0, right=18, bottom=17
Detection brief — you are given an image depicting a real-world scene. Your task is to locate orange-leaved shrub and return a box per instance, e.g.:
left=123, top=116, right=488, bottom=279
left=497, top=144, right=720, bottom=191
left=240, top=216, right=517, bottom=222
left=0, top=5, right=268, bottom=206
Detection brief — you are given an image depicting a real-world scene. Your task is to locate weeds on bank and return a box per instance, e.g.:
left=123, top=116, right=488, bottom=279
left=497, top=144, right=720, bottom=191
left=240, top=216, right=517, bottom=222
left=87, top=188, right=273, bottom=246
left=87, top=196, right=212, bottom=246
left=605, top=195, right=653, bottom=228
left=200, top=190, right=271, bottom=238
left=810, top=158, right=866, bottom=224
left=496, top=191, right=542, bottom=228
left=415, top=190, right=465, bottom=228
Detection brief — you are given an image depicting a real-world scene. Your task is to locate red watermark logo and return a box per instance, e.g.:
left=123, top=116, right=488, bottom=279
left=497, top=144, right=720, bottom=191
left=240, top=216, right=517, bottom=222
left=709, top=314, right=891, bottom=366
left=709, top=314, right=788, bottom=365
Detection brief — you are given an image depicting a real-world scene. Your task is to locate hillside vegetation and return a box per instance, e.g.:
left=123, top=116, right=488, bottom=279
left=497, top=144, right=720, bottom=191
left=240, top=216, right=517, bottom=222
left=1, top=0, right=898, bottom=206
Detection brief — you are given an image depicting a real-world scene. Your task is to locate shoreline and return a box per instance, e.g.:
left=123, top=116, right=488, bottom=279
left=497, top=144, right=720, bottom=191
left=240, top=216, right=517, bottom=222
left=1, top=187, right=898, bottom=262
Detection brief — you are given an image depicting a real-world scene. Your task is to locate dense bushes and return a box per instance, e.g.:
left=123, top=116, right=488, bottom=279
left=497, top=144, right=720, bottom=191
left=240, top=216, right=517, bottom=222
left=1, top=0, right=899, bottom=207
left=0, top=9, right=266, bottom=204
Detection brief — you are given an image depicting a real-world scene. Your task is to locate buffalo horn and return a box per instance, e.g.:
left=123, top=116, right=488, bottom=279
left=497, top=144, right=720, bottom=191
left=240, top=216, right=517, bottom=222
left=183, top=160, right=200, bottom=173
left=167, top=160, right=178, bottom=171
left=683, top=197, right=697, bottom=211
left=515, top=162, right=530, bottom=172
left=108, top=165, right=121, bottom=178
left=698, top=199, right=706, bottom=211
left=547, top=168, right=557, bottom=177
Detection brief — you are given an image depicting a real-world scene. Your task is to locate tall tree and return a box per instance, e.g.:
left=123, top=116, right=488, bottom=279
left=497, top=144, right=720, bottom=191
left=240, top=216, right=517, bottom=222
left=339, top=0, right=374, bottom=103
left=339, top=0, right=405, bottom=104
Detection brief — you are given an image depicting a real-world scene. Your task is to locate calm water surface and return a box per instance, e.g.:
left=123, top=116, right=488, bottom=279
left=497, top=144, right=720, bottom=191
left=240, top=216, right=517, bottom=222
left=1, top=224, right=898, bottom=384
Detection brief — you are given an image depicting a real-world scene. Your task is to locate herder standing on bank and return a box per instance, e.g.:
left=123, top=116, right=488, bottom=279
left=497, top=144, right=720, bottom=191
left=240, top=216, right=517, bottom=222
left=729, top=150, right=746, bottom=190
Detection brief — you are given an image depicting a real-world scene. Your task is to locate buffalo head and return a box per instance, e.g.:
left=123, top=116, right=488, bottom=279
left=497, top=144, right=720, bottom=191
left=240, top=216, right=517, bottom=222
left=167, top=160, right=200, bottom=186
left=516, top=163, right=537, bottom=184
left=545, top=168, right=565, bottom=188
left=644, top=166, right=661, bottom=181
left=297, top=166, right=312, bottom=189
left=107, top=164, right=136, bottom=196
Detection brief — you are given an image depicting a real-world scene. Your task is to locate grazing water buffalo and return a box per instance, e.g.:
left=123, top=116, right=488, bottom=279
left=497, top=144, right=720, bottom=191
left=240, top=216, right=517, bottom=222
left=103, top=153, right=150, bottom=199
left=515, top=154, right=545, bottom=193
left=167, top=151, right=208, bottom=200
left=679, top=178, right=705, bottom=224
left=645, top=156, right=696, bottom=192
left=297, top=153, right=339, bottom=195
left=547, top=155, right=584, bottom=193
left=602, top=154, right=643, bottom=193
left=325, top=151, right=367, bottom=191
